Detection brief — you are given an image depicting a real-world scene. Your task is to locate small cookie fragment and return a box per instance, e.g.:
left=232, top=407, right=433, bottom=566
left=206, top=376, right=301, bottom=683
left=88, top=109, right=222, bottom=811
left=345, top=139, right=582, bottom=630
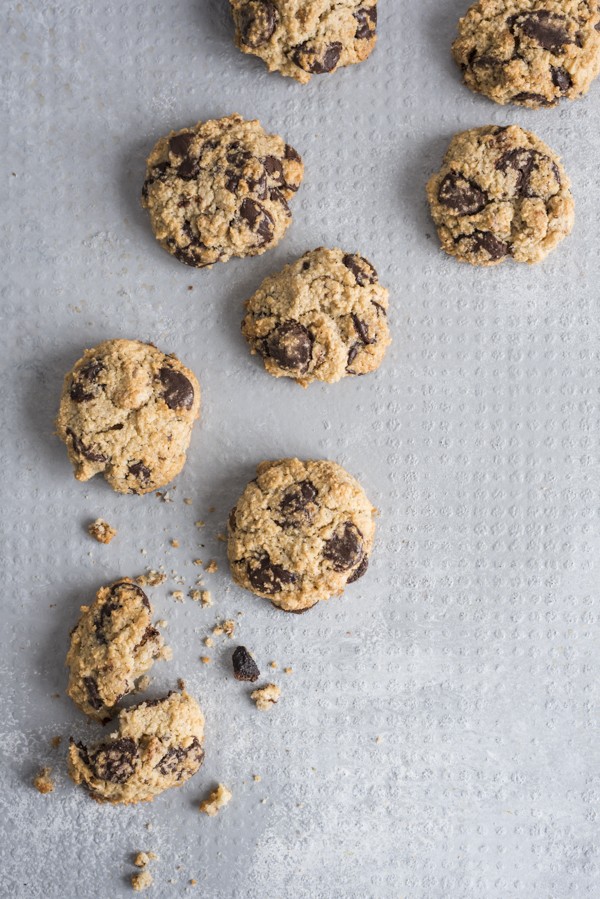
left=56, top=339, right=201, bottom=495
left=33, top=767, right=54, bottom=794
left=453, top=0, right=600, bottom=108
left=251, top=683, right=281, bottom=711
left=199, top=783, right=233, bottom=816
left=68, top=690, right=205, bottom=804
left=229, top=0, right=378, bottom=83
left=141, top=114, right=304, bottom=269
left=134, top=851, right=157, bottom=868
left=242, top=247, right=391, bottom=386
left=88, top=518, right=117, bottom=544
left=232, top=646, right=260, bottom=682
left=426, top=125, right=574, bottom=266
left=228, top=458, right=376, bottom=612
left=66, top=579, right=169, bottom=722
left=131, top=871, right=153, bottom=892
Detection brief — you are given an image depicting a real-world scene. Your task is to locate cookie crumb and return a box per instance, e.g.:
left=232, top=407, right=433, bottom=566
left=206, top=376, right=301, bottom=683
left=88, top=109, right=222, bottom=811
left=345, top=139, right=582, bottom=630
left=232, top=646, right=260, bottom=682
left=199, top=783, right=232, bottom=816
left=213, top=619, right=235, bottom=639
left=189, top=589, right=202, bottom=602
left=253, top=774, right=261, bottom=783
left=184, top=498, right=193, bottom=505
left=375, top=735, right=383, bottom=745
left=136, top=570, right=167, bottom=587
left=136, top=675, right=151, bottom=693
left=204, top=637, right=214, bottom=648
left=177, top=677, right=186, bottom=691
left=205, top=559, right=218, bottom=573
left=200, top=656, right=211, bottom=665
left=33, top=767, right=54, bottom=794
left=193, top=558, right=203, bottom=567
left=134, top=851, right=157, bottom=868
left=88, top=518, right=117, bottom=544
left=131, top=870, right=153, bottom=891
left=269, top=661, right=277, bottom=669
left=200, top=591, right=212, bottom=607
left=216, top=533, right=227, bottom=542
left=50, top=736, right=62, bottom=749
left=251, top=683, right=280, bottom=711
left=170, top=539, right=180, bottom=548
left=171, top=590, right=184, bottom=602
left=194, top=520, right=205, bottom=528
left=283, top=667, right=293, bottom=675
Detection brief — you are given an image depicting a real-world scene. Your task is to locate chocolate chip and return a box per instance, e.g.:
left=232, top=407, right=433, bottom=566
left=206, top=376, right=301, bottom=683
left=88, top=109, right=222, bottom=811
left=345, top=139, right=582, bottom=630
left=159, top=367, right=195, bottom=411
left=66, top=428, right=108, bottom=463
left=135, top=624, right=160, bottom=651
left=470, top=230, right=509, bottom=261
left=228, top=507, right=237, bottom=531
left=354, top=6, right=377, bottom=40
left=156, top=738, right=204, bottom=778
left=128, top=461, right=151, bottom=483
left=263, top=155, right=284, bottom=182
left=239, top=0, right=278, bottom=48
left=372, top=301, right=386, bottom=317
left=346, top=344, right=360, bottom=370
left=508, top=10, right=571, bottom=52
left=142, top=161, right=169, bottom=199
left=239, top=198, right=274, bottom=244
left=89, top=737, right=139, bottom=783
left=323, top=523, right=364, bottom=572
left=551, top=66, right=572, bottom=93
left=496, top=149, right=558, bottom=198
left=265, top=321, right=313, bottom=372
left=278, top=479, right=318, bottom=528
left=342, top=253, right=378, bottom=286
left=247, top=554, right=297, bottom=595
left=352, top=314, right=375, bottom=345
left=177, top=156, right=200, bottom=180
left=512, top=91, right=553, bottom=106
left=347, top=554, right=369, bottom=584
left=438, top=172, right=487, bottom=216
left=268, top=187, right=290, bottom=214
left=232, top=645, right=260, bottom=682
left=293, top=41, right=342, bottom=74
left=284, top=144, right=301, bottom=163
left=169, top=132, right=195, bottom=157
left=83, top=676, right=104, bottom=711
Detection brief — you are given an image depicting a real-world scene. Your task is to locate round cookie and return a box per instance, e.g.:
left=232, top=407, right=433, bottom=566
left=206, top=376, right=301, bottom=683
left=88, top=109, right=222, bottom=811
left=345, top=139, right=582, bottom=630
left=56, top=339, right=200, bottom=495
left=68, top=690, right=205, bottom=804
left=241, top=247, right=391, bottom=387
left=66, top=579, right=170, bottom=723
left=141, top=114, right=304, bottom=268
left=229, top=0, right=377, bottom=83
left=453, top=0, right=600, bottom=108
left=426, top=125, right=574, bottom=266
left=228, top=459, right=376, bottom=612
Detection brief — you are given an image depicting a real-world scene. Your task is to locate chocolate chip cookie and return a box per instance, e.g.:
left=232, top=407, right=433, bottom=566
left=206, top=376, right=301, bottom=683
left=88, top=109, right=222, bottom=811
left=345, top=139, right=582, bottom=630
left=66, top=579, right=170, bottom=723
left=56, top=339, right=200, bottom=495
left=426, top=125, right=574, bottom=266
left=241, top=247, right=391, bottom=386
left=228, top=459, right=376, bottom=612
left=229, top=1, right=377, bottom=83
left=141, top=114, right=304, bottom=268
left=68, top=690, right=205, bottom=804
left=453, top=0, right=600, bottom=108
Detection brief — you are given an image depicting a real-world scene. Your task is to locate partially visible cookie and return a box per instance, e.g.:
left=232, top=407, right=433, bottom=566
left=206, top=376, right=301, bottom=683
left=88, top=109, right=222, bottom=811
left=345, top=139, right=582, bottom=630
left=426, top=125, right=574, bottom=266
left=453, top=0, right=600, bottom=108
left=229, top=0, right=377, bottom=83
left=66, top=579, right=170, bottom=722
left=141, top=114, right=304, bottom=268
left=56, top=339, right=200, bottom=494
left=228, top=459, right=376, bottom=612
left=241, top=247, right=391, bottom=386
left=68, top=690, right=205, bottom=804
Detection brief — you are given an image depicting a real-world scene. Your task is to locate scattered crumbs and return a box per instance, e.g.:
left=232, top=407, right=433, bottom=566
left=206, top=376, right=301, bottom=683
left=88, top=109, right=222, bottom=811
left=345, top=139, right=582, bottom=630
left=184, top=497, right=193, bottom=505
left=190, top=879, right=197, bottom=886
left=200, top=656, right=211, bottom=664
left=213, top=619, right=235, bottom=638
left=194, top=520, right=205, bottom=529
left=131, top=871, right=153, bottom=891
left=269, top=661, right=278, bottom=670
left=204, top=637, right=214, bottom=648
left=205, top=559, right=218, bottom=573
left=170, top=539, right=180, bottom=548
left=375, top=735, right=383, bottom=745
left=177, top=678, right=186, bottom=690
left=88, top=518, right=117, bottom=544
left=193, top=558, right=203, bottom=567
left=50, top=736, right=62, bottom=749
left=140, top=548, right=148, bottom=556
left=200, top=591, right=212, bottom=607
left=157, top=619, right=168, bottom=628
left=232, top=646, right=260, bottom=682
left=251, top=683, right=281, bottom=711
left=253, top=774, right=261, bottom=783
left=136, top=675, right=151, bottom=693
left=134, top=851, right=157, bottom=868
left=216, top=533, right=227, bottom=542
left=33, top=767, right=54, bottom=794
left=189, top=589, right=201, bottom=602
left=199, top=784, right=232, bottom=817
left=283, top=667, right=293, bottom=675
left=171, top=590, right=185, bottom=602
left=136, top=570, right=167, bottom=587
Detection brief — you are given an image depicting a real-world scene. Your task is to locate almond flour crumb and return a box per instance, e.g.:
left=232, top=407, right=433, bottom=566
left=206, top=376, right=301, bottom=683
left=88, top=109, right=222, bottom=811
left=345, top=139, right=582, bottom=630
left=33, top=767, right=54, bottom=794
left=269, top=661, right=278, bottom=669
left=283, top=667, right=293, bottom=675
left=134, top=851, right=157, bottom=868
left=131, top=870, right=153, bottom=891
left=205, top=559, right=218, bottom=573
left=157, top=619, right=168, bottom=628
left=170, top=539, right=180, bottom=548
left=88, top=518, right=117, bottom=544
left=193, top=559, right=203, bottom=567
left=375, top=735, right=383, bottom=745
left=216, top=533, right=227, bottom=542
left=253, top=774, right=261, bottom=783
left=213, top=619, right=235, bottom=639
left=136, top=570, right=167, bottom=587
left=171, top=590, right=184, bottom=602
left=50, top=736, right=62, bottom=749
left=204, top=637, right=214, bottom=648
left=200, top=656, right=211, bottom=664
left=199, top=784, right=232, bottom=816
left=200, top=591, right=212, bottom=607
left=251, top=683, right=281, bottom=711
left=189, top=589, right=202, bottom=602
left=184, top=498, right=193, bottom=505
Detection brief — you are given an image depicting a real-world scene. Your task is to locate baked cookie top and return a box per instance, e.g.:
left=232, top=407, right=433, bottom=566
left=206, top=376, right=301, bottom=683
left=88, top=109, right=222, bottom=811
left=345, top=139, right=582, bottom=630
left=453, top=0, right=600, bottom=108
left=141, top=114, right=304, bottom=269
left=426, top=125, right=574, bottom=266
left=66, top=579, right=170, bottom=723
left=241, top=247, right=391, bottom=386
left=228, top=459, right=376, bottom=612
left=229, top=0, right=377, bottom=83
left=56, top=339, right=200, bottom=495
left=68, top=690, right=205, bottom=804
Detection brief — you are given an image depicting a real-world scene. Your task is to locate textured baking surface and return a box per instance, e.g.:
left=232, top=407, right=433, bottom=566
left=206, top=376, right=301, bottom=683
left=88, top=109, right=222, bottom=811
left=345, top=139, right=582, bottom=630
left=2, top=1, right=600, bottom=897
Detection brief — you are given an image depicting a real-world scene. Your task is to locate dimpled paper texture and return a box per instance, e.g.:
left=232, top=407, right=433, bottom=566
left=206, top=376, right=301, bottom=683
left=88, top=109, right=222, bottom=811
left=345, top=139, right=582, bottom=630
left=1, top=1, right=600, bottom=897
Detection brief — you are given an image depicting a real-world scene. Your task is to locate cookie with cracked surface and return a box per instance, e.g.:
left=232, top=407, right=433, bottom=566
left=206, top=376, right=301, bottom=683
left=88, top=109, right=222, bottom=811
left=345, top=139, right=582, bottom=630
left=68, top=690, right=205, bottom=804
left=229, top=0, right=377, bottom=83
left=228, top=459, right=376, bottom=612
left=426, top=125, right=574, bottom=266
left=141, top=114, right=304, bottom=268
left=56, top=339, right=200, bottom=494
left=66, top=579, right=170, bottom=723
left=241, top=247, right=390, bottom=386
left=453, top=0, right=600, bottom=108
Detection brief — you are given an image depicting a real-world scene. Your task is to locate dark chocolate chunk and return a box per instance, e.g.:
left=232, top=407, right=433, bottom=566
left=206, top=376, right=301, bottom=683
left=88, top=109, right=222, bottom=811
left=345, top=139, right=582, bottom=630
left=128, top=461, right=151, bottom=484
left=354, top=6, right=377, bottom=39
left=342, top=253, right=378, bottom=286
left=177, top=156, right=200, bottom=180
left=263, top=155, right=284, bottom=182
left=158, top=367, right=195, bottom=411
left=323, top=522, right=364, bottom=572
left=512, top=91, right=553, bottom=106
left=247, top=554, right=297, bottom=595
left=284, top=144, right=301, bottom=163
left=169, top=132, right=195, bottom=157
left=66, top=428, right=108, bottom=463
left=156, top=738, right=204, bottom=778
left=352, top=314, right=375, bottom=345
left=265, top=321, right=313, bottom=372
left=232, top=645, right=260, bottom=682
left=508, top=10, right=571, bottom=52
left=239, top=0, right=278, bottom=48
left=372, top=301, right=386, bottom=317
left=278, top=479, right=318, bottom=528
left=89, top=737, right=139, bottom=783
left=83, top=676, right=104, bottom=711
left=239, top=198, right=274, bottom=244
left=346, top=344, right=360, bottom=370
left=470, top=230, right=510, bottom=261
left=347, top=554, right=369, bottom=584
left=551, top=65, right=572, bottom=93
left=293, top=41, right=342, bottom=74
left=496, top=149, right=558, bottom=198
left=438, top=171, right=488, bottom=215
